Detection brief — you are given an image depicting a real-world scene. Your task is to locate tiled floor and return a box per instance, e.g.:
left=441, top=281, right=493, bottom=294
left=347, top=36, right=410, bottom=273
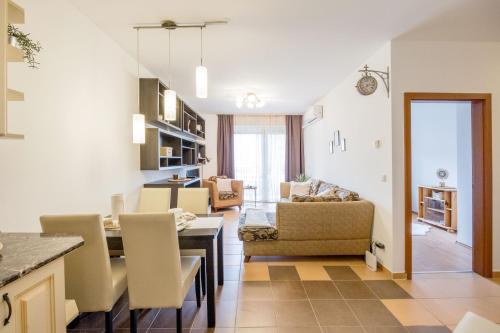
left=69, top=203, right=500, bottom=333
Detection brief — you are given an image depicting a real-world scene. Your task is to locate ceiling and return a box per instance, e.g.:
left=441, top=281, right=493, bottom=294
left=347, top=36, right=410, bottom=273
left=68, top=0, right=469, bottom=115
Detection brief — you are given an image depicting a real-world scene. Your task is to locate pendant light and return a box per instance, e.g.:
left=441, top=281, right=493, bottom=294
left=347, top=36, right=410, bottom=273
left=164, top=29, right=177, bottom=121
left=133, top=28, right=145, bottom=144
left=196, top=27, right=208, bottom=98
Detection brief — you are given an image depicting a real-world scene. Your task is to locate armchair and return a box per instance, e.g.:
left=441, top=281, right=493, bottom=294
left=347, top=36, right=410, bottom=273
left=203, top=178, right=244, bottom=212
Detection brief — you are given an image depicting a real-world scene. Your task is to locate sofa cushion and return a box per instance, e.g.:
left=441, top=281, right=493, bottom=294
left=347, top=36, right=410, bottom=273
left=219, top=191, right=239, bottom=200
left=238, top=213, right=278, bottom=241
left=289, top=181, right=311, bottom=199
left=336, top=188, right=360, bottom=201
left=291, top=194, right=341, bottom=202
left=216, top=178, right=233, bottom=192
left=317, top=182, right=339, bottom=195
left=309, top=179, right=323, bottom=195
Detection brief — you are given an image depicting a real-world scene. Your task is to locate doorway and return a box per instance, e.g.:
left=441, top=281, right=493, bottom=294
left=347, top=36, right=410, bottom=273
left=404, top=93, right=492, bottom=279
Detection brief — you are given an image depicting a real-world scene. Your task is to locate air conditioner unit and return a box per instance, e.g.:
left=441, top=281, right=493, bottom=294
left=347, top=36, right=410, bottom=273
left=302, top=105, right=323, bottom=128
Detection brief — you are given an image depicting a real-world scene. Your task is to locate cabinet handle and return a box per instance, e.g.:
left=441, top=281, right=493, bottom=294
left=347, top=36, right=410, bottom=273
left=2, top=293, right=12, bottom=326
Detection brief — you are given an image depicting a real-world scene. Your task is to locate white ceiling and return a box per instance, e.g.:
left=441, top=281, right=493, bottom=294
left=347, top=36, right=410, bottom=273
left=68, top=0, right=468, bottom=114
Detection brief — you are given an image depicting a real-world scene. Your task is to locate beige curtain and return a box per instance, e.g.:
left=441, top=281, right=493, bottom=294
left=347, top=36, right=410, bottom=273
left=217, top=114, right=235, bottom=178
left=285, top=115, right=305, bottom=182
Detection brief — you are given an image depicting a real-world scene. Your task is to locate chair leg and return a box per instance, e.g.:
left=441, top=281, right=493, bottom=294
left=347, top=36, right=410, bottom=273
left=201, top=257, right=207, bottom=296
left=195, top=268, right=201, bottom=308
left=130, top=309, right=138, bottom=333
left=104, top=311, right=113, bottom=333
left=176, top=308, right=182, bottom=333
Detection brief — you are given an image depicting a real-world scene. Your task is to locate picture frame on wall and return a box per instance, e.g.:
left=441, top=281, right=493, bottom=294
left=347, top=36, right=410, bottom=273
left=341, top=138, right=347, bottom=151
left=334, top=130, right=341, bottom=146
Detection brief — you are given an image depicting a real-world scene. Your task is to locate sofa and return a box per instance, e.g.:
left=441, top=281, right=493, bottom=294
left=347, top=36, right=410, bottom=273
left=203, top=178, right=244, bottom=212
left=239, top=180, right=374, bottom=261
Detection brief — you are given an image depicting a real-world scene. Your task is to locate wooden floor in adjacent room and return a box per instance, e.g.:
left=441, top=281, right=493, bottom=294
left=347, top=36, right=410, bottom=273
left=412, top=214, right=472, bottom=273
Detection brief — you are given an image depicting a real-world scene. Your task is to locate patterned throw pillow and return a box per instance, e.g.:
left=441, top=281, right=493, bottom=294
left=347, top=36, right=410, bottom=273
left=308, top=179, right=323, bottom=195
left=291, top=194, right=341, bottom=202
left=316, top=183, right=339, bottom=196
left=219, top=191, right=239, bottom=200
left=335, top=188, right=360, bottom=201
left=208, top=175, right=227, bottom=182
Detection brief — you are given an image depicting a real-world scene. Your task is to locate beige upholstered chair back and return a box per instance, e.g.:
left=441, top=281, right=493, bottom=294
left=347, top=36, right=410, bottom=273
left=177, top=188, right=209, bottom=214
left=40, top=214, right=114, bottom=312
left=138, top=188, right=171, bottom=212
left=119, top=213, right=183, bottom=309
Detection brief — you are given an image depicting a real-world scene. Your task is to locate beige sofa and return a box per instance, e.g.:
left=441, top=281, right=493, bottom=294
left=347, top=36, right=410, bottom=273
left=240, top=181, right=374, bottom=261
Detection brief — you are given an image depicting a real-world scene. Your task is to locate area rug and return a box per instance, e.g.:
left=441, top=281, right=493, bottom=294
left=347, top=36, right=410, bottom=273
left=412, top=222, right=431, bottom=236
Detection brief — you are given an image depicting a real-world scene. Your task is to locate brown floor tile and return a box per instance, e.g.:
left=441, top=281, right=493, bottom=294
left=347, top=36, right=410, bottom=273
left=191, top=329, right=234, bottom=333
left=322, top=327, right=364, bottom=333
left=303, top=281, right=341, bottom=299
left=363, top=327, right=409, bottom=333
left=406, top=326, right=451, bottom=333
left=365, top=281, right=412, bottom=299
left=310, top=300, right=359, bottom=326
left=335, top=281, right=377, bottom=299
left=113, top=307, right=160, bottom=329
left=271, top=281, right=307, bottom=300
left=238, top=281, right=273, bottom=301
left=268, top=266, right=301, bottom=281
left=274, top=300, right=319, bottom=327
left=216, top=281, right=240, bottom=301
left=150, top=301, right=199, bottom=328
left=277, top=327, right=322, bottom=333
left=236, top=328, right=277, bottom=333
left=381, top=300, right=441, bottom=326
left=347, top=300, right=401, bottom=327
left=193, top=301, right=237, bottom=328
left=236, top=301, right=276, bottom=327
left=324, top=266, right=361, bottom=281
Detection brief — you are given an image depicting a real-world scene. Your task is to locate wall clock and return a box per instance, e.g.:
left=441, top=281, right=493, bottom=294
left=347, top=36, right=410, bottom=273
left=356, top=75, right=378, bottom=95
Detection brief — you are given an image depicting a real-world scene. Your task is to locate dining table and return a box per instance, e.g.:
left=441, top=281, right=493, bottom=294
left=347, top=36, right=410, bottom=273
left=105, top=213, right=224, bottom=328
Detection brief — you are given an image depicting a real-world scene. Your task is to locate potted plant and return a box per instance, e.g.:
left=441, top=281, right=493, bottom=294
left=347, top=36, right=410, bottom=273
left=295, top=174, right=310, bottom=182
left=7, top=24, right=42, bottom=69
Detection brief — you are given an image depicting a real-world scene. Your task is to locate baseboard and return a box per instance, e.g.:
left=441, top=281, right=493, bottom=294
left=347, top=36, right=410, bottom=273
left=379, top=263, right=407, bottom=280
left=493, top=271, right=500, bottom=278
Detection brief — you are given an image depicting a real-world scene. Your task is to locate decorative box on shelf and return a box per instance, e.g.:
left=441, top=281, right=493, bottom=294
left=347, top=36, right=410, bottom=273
left=160, top=146, right=173, bottom=157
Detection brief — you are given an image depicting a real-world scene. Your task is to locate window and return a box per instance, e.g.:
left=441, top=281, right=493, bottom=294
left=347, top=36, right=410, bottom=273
left=234, top=116, right=285, bottom=202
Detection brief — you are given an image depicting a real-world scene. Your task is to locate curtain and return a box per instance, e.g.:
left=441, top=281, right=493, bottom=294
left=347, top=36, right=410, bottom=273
left=285, top=115, right=305, bottom=182
left=217, top=114, right=235, bottom=178
left=234, top=116, right=285, bottom=202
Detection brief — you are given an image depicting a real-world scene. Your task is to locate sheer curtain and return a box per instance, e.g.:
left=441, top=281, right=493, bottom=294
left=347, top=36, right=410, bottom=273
left=234, top=116, right=285, bottom=202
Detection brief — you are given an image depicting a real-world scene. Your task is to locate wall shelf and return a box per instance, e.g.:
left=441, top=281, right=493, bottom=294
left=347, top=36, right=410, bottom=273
left=7, top=88, right=23, bottom=101
left=7, top=44, right=23, bottom=62
left=8, top=0, right=24, bottom=24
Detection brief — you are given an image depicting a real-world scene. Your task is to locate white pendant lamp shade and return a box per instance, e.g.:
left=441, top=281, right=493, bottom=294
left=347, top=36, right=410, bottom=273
left=164, top=89, right=177, bottom=121
left=196, top=65, right=208, bottom=98
left=132, top=114, right=145, bottom=144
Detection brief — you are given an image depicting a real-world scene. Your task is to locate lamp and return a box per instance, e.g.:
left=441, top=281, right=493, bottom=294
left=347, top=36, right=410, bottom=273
left=236, top=92, right=264, bottom=109
left=165, top=30, right=177, bottom=121
left=196, top=27, right=208, bottom=98
left=132, top=114, right=145, bottom=144
left=133, top=28, right=145, bottom=144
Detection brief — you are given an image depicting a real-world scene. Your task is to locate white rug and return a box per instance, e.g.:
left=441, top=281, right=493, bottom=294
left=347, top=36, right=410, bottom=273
left=412, top=222, right=431, bottom=236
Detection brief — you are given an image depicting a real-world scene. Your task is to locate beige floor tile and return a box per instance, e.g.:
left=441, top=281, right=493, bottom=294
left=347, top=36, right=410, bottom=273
left=236, top=328, right=277, bottom=333
left=395, top=276, right=500, bottom=298
left=240, top=263, right=270, bottom=281
left=381, top=299, right=442, bottom=326
left=224, top=266, right=241, bottom=281
left=193, top=301, right=237, bottom=328
left=192, top=328, right=235, bottom=333
left=225, top=255, right=243, bottom=266
left=296, top=263, right=331, bottom=281
left=216, top=281, right=240, bottom=301
left=418, top=297, right=500, bottom=325
left=351, top=266, right=391, bottom=280
left=412, top=272, right=479, bottom=280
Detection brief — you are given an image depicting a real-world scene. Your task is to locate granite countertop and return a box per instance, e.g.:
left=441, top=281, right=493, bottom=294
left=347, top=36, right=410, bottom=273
left=0, top=233, right=84, bottom=288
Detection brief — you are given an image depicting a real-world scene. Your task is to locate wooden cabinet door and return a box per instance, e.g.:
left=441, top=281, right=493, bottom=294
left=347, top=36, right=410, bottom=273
left=15, top=277, right=55, bottom=333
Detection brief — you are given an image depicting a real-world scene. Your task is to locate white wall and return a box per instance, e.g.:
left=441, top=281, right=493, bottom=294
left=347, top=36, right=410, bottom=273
left=391, top=41, right=500, bottom=272
left=304, top=42, right=394, bottom=268
left=0, top=0, right=173, bottom=232
left=410, top=102, right=459, bottom=212
left=456, top=103, right=473, bottom=247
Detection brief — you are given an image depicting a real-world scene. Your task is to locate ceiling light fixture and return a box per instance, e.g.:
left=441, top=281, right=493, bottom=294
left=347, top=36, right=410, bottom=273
left=132, top=28, right=145, bottom=144
left=236, top=92, right=264, bottom=109
left=196, top=27, right=208, bottom=98
left=164, top=29, right=177, bottom=121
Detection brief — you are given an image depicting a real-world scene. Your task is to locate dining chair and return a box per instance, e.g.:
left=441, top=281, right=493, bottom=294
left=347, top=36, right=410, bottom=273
left=119, top=213, right=202, bottom=333
left=40, top=214, right=127, bottom=333
left=177, top=187, right=209, bottom=295
left=137, top=187, right=171, bottom=212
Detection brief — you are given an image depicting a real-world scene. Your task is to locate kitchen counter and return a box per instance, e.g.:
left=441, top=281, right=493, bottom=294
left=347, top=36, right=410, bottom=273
left=0, top=233, right=83, bottom=288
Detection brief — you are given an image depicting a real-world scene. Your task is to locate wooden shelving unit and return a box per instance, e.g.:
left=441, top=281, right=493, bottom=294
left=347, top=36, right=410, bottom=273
left=139, top=77, right=208, bottom=171
left=1, top=0, right=25, bottom=139
left=417, top=185, right=457, bottom=232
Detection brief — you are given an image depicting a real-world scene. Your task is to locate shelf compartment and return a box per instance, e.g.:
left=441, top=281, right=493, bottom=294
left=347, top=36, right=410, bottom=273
left=7, top=44, right=24, bottom=62
left=8, top=0, right=25, bottom=24
left=0, top=133, right=24, bottom=139
left=7, top=88, right=24, bottom=101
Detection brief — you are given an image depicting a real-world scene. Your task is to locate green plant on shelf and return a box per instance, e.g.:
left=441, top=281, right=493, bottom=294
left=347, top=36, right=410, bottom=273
left=294, top=174, right=310, bottom=182
left=8, top=24, right=42, bottom=69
